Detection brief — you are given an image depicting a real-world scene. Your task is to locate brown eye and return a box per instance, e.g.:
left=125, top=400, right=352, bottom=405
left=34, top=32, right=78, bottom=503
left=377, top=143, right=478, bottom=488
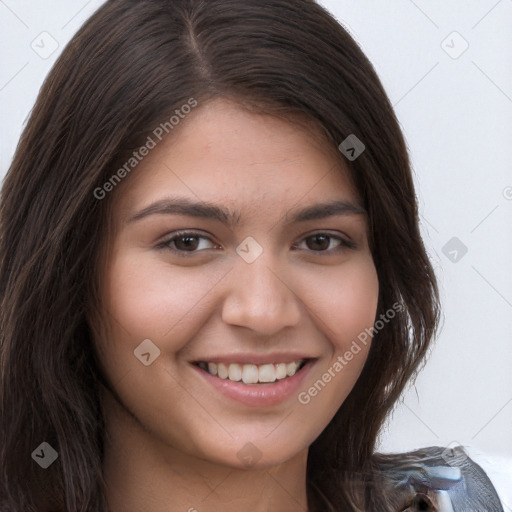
left=305, top=234, right=332, bottom=251
left=174, top=235, right=200, bottom=251
left=294, top=232, right=356, bottom=253
left=158, top=231, right=217, bottom=255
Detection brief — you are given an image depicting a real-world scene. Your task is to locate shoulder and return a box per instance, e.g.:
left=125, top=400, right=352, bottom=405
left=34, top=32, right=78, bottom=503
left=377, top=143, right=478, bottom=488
left=461, top=445, right=512, bottom=511
left=373, top=445, right=508, bottom=511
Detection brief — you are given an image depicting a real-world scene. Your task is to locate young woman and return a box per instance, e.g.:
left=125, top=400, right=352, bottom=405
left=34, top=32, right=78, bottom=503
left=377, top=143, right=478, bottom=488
left=0, top=1, right=507, bottom=511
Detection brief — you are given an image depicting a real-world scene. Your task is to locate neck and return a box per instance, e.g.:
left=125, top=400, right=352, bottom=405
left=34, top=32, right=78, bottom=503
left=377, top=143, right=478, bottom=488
left=102, top=391, right=309, bottom=512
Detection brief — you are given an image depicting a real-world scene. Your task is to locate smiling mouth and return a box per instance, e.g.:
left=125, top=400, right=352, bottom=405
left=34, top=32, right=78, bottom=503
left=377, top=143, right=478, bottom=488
left=194, top=360, right=309, bottom=384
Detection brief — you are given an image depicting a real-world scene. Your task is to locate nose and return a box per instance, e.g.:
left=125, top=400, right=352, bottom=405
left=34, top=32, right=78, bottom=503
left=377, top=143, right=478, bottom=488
left=221, top=254, right=302, bottom=336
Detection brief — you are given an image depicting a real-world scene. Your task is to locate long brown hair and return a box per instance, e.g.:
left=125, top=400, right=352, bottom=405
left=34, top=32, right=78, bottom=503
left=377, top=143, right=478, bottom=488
left=0, top=1, right=440, bottom=510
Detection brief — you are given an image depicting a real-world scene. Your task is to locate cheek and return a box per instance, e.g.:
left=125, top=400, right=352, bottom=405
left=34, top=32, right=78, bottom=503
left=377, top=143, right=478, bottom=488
left=312, top=257, right=379, bottom=350
left=293, top=259, right=378, bottom=430
left=103, top=249, right=225, bottom=343
left=95, top=250, right=227, bottom=406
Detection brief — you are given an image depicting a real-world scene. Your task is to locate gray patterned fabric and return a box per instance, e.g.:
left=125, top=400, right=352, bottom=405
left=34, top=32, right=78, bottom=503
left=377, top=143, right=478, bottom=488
left=377, top=445, right=504, bottom=511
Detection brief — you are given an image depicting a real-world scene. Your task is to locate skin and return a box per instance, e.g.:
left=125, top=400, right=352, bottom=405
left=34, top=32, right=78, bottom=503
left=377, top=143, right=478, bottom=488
left=92, top=98, right=379, bottom=512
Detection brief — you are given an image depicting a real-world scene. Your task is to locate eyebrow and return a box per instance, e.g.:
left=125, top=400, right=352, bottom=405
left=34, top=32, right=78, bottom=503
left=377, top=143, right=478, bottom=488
left=126, top=197, right=366, bottom=226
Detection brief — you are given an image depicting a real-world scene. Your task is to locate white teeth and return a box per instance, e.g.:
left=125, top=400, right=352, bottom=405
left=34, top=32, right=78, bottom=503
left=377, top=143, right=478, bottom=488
left=242, top=364, right=259, bottom=384
left=258, top=363, right=276, bottom=383
left=275, top=363, right=288, bottom=380
left=198, top=360, right=305, bottom=383
left=286, top=361, right=299, bottom=376
left=228, top=363, right=242, bottom=382
left=217, top=362, right=229, bottom=379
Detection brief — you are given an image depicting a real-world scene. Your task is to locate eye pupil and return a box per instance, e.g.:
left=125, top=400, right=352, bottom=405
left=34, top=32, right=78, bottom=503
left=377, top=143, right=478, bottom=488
left=175, top=236, right=199, bottom=251
left=307, top=235, right=330, bottom=251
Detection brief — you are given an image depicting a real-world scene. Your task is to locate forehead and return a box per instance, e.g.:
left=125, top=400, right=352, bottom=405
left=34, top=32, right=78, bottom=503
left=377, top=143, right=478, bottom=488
left=111, top=98, right=359, bottom=222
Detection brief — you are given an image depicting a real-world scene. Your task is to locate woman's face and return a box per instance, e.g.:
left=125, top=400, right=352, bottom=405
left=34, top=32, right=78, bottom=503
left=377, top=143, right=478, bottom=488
left=93, top=98, right=379, bottom=469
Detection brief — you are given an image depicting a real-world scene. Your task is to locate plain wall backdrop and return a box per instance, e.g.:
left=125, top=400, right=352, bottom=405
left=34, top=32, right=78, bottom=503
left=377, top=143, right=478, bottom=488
left=1, top=0, right=511, bottom=459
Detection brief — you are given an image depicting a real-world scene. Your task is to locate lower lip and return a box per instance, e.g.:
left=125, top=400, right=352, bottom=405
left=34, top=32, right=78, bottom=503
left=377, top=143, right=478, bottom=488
left=192, top=360, right=315, bottom=407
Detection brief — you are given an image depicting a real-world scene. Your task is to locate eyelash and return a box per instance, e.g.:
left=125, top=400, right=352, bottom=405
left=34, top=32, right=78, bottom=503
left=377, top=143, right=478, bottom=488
left=157, top=230, right=357, bottom=257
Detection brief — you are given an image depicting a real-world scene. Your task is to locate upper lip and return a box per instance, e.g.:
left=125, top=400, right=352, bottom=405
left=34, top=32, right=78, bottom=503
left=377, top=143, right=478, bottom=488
left=191, top=352, right=316, bottom=365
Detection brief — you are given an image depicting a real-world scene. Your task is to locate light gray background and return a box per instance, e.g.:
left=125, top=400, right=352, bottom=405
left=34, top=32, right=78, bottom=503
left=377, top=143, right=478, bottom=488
left=1, top=1, right=511, bottom=458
